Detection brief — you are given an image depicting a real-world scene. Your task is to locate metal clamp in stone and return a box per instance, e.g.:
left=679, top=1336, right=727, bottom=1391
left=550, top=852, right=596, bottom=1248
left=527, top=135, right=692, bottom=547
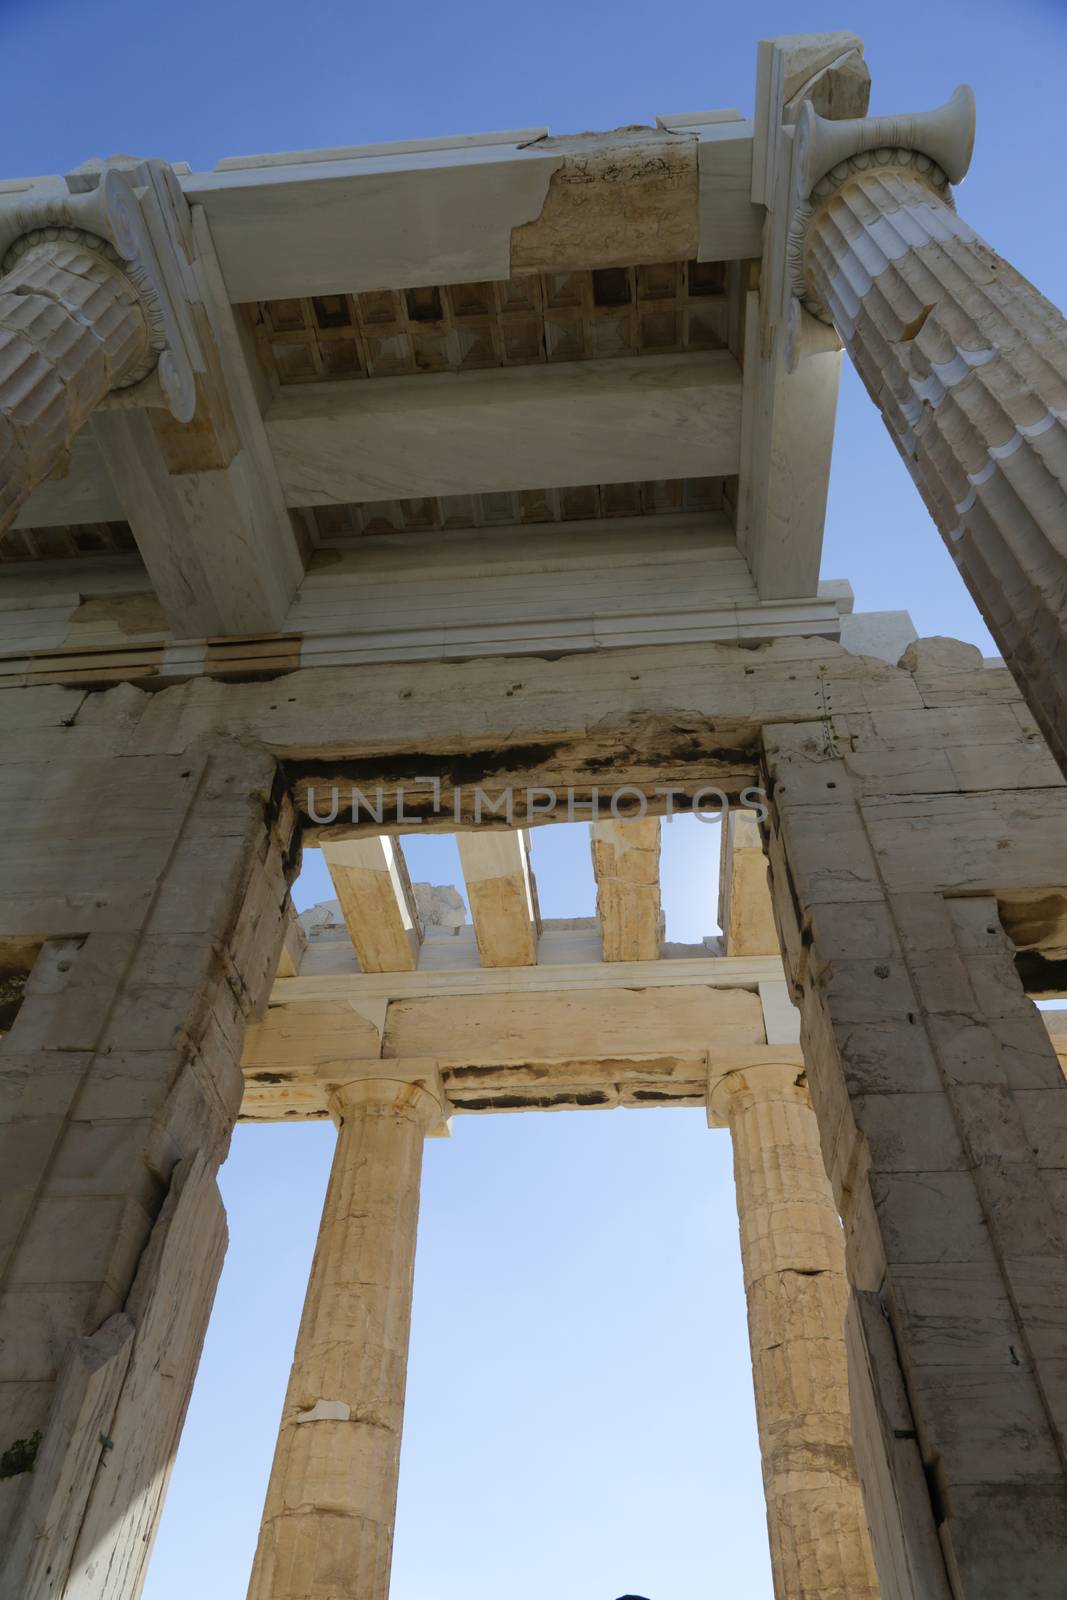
left=0, top=157, right=200, bottom=422
left=779, top=85, right=977, bottom=364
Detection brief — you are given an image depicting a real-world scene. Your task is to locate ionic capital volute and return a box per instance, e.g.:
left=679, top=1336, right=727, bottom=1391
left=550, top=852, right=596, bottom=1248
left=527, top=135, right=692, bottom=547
left=784, top=85, right=977, bottom=335
left=0, top=155, right=201, bottom=422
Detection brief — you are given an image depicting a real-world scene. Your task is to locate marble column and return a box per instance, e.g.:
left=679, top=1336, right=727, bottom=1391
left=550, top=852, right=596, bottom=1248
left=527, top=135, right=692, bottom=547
left=0, top=230, right=155, bottom=529
left=790, top=93, right=1067, bottom=775
left=710, top=1063, right=878, bottom=1600
left=247, top=1076, right=444, bottom=1600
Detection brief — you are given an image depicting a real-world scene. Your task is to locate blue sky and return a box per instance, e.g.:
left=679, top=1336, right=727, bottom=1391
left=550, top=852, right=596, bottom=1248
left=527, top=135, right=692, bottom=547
left=6, top=1, right=1066, bottom=1594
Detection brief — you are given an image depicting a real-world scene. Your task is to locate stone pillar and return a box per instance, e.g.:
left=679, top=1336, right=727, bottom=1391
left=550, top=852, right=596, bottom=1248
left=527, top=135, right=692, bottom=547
left=790, top=93, right=1067, bottom=775
left=0, top=736, right=293, bottom=1596
left=711, top=1063, right=879, bottom=1600
left=0, top=230, right=155, bottom=530
left=247, top=1076, right=444, bottom=1600
left=763, top=688, right=1067, bottom=1596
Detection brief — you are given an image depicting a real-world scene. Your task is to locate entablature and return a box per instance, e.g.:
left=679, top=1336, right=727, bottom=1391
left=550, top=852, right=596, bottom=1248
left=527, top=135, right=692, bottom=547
left=2, top=40, right=871, bottom=648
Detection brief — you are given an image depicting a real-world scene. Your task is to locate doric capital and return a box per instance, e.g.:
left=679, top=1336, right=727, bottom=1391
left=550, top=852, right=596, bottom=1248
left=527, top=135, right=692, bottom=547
left=0, top=155, right=200, bottom=421
left=329, top=1074, right=447, bottom=1133
left=707, top=1059, right=807, bottom=1127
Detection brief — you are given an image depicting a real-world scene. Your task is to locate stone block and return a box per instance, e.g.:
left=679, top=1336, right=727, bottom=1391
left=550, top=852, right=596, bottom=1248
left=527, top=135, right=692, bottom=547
left=908, top=1364, right=1064, bottom=1484
left=843, top=1183, right=888, bottom=1292
left=7, top=935, right=134, bottom=1052
left=0, top=1052, right=89, bottom=1121
left=739, top=1209, right=846, bottom=1288
left=147, top=833, right=260, bottom=938
left=75, top=1051, right=181, bottom=1121
left=97, top=983, right=213, bottom=1055
left=887, top=1262, right=1020, bottom=1369
left=0, top=1115, right=66, bottom=1273
left=949, top=1084, right=1038, bottom=1166
left=870, top=1171, right=992, bottom=1265
left=1015, top=1088, right=1067, bottom=1168
left=886, top=891, right=963, bottom=958
left=46, top=1116, right=170, bottom=1206
left=992, top=1017, right=1067, bottom=1092
left=817, top=957, right=921, bottom=1026
left=898, top=637, right=986, bottom=675
left=8, top=1193, right=154, bottom=1302
left=846, top=745, right=959, bottom=796
left=839, top=610, right=918, bottom=665
left=947, top=740, right=1063, bottom=793
left=835, top=1021, right=943, bottom=1096
left=937, top=1480, right=1067, bottom=1600
left=851, top=1091, right=968, bottom=1173
left=123, top=933, right=222, bottom=994
left=157, top=1047, right=243, bottom=1151
left=924, top=1015, right=1009, bottom=1089
left=806, top=899, right=902, bottom=963
left=0, top=1284, right=121, bottom=1383
left=906, top=950, right=986, bottom=1018
left=864, top=702, right=1025, bottom=750
left=23, top=934, right=136, bottom=999
left=746, top=1269, right=849, bottom=1353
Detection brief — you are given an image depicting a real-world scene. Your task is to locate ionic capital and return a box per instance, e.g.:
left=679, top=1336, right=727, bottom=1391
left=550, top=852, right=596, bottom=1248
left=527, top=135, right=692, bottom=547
left=784, top=85, right=976, bottom=331
left=0, top=155, right=200, bottom=422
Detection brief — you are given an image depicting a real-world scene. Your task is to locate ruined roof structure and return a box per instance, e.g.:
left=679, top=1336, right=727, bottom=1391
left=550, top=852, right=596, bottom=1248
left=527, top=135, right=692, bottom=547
left=2, top=28, right=1067, bottom=1600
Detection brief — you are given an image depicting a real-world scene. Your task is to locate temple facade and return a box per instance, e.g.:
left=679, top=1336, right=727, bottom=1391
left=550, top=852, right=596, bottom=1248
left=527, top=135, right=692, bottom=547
left=1, top=30, right=1066, bottom=1600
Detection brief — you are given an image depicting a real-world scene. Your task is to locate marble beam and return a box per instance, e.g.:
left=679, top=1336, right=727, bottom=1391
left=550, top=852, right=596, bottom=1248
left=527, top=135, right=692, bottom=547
left=323, top=837, right=422, bottom=973
left=719, top=809, right=779, bottom=957
left=264, top=352, right=741, bottom=507
left=456, top=830, right=539, bottom=968
left=589, top=817, right=662, bottom=961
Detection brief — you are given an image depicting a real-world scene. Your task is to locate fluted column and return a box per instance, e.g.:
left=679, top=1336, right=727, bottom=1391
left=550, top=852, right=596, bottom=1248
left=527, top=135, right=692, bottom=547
left=791, top=102, right=1067, bottom=772
left=710, top=1064, right=878, bottom=1600
left=247, top=1076, right=444, bottom=1600
left=0, top=230, right=155, bottom=529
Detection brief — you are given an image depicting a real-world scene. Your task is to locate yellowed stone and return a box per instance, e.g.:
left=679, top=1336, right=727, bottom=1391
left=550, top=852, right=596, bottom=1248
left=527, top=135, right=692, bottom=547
left=247, top=1076, right=444, bottom=1600
left=712, top=1063, right=879, bottom=1600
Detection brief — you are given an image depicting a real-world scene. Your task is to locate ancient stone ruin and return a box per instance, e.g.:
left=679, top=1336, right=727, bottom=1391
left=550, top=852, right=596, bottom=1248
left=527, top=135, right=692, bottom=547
left=2, top=30, right=1066, bottom=1600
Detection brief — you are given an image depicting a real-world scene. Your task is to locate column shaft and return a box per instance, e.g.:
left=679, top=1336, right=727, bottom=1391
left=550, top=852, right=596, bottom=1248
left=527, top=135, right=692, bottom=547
left=0, top=232, right=150, bottom=530
left=800, top=155, right=1067, bottom=772
left=247, top=1078, right=440, bottom=1600
left=717, top=1067, right=878, bottom=1600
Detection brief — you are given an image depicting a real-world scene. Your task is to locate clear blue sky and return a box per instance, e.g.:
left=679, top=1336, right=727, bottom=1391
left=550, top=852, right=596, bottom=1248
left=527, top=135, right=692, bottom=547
left=6, top=1, right=1066, bottom=1595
